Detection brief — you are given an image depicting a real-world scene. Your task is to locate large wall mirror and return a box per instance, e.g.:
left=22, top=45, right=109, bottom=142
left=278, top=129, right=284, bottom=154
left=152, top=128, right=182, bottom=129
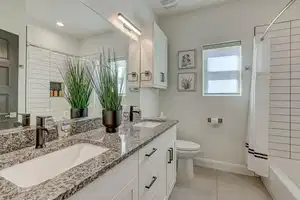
left=0, top=0, right=140, bottom=130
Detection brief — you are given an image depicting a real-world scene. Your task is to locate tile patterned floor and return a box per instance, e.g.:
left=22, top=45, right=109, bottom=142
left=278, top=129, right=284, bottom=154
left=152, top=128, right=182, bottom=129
left=169, top=167, right=273, bottom=200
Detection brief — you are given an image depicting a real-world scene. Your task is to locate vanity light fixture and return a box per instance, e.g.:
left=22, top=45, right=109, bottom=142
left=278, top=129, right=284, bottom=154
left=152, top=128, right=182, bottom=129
left=56, top=21, right=64, bottom=27
left=117, top=13, right=142, bottom=36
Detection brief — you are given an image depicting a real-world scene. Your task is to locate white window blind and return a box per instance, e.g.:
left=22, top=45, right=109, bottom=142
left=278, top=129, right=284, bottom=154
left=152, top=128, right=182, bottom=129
left=203, top=41, right=242, bottom=96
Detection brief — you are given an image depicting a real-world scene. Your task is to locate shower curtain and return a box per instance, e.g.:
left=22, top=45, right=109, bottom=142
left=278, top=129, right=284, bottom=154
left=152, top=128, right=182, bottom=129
left=246, top=37, right=270, bottom=177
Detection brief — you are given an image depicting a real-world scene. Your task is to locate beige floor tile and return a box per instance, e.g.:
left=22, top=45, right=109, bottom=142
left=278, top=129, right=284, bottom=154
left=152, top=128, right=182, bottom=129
left=170, top=167, right=273, bottom=200
left=218, top=170, right=264, bottom=187
left=169, top=187, right=217, bottom=200
left=217, top=171, right=273, bottom=200
left=170, top=167, right=217, bottom=200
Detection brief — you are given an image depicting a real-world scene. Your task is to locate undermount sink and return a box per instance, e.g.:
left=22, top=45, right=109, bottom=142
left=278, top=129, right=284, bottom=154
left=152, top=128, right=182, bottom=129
left=0, top=143, right=108, bottom=188
left=133, top=121, right=162, bottom=128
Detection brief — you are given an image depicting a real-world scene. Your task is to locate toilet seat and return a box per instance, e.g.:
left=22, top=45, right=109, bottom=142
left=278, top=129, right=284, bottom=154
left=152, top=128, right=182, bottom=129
left=176, top=140, right=200, bottom=152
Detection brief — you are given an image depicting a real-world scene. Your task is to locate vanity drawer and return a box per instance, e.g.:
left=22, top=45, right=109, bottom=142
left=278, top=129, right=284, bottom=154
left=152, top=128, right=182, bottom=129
left=138, top=126, right=176, bottom=168
left=139, top=137, right=162, bottom=168
left=69, top=152, right=138, bottom=200
left=139, top=155, right=164, bottom=200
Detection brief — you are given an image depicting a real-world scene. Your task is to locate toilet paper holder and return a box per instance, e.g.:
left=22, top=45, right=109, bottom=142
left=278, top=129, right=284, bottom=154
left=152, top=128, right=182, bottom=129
left=207, top=118, right=223, bottom=124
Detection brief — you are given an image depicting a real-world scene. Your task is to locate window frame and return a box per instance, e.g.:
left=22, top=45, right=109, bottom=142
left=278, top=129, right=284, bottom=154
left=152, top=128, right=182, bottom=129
left=202, top=41, right=242, bottom=97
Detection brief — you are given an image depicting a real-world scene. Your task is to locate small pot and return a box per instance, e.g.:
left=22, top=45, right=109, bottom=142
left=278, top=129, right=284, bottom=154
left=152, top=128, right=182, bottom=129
left=102, top=110, right=122, bottom=133
left=70, top=108, right=88, bottom=119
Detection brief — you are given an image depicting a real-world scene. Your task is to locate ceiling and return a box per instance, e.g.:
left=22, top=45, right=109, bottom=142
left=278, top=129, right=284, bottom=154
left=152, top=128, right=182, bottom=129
left=26, top=0, right=115, bottom=39
left=147, top=0, right=237, bottom=15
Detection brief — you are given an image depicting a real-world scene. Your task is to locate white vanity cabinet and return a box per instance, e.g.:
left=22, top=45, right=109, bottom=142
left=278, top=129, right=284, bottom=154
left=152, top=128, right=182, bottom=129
left=112, top=176, right=138, bottom=200
left=138, top=126, right=176, bottom=200
left=69, top=152, right=139, bottom=200
left=68, top=126, right=176, bottom=200
left=166, top=140, right=176, bottom=197
left=139, top=21, right=168, bottom=89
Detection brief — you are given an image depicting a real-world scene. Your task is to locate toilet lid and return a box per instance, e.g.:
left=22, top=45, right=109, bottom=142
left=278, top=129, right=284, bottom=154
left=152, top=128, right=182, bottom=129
left=176, top=140, right=200, bottom=151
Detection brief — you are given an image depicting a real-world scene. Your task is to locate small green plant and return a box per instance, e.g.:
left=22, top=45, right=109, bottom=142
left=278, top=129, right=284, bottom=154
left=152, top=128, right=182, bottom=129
left=87, top=50, right=124, bottom=111
left=60, top=57, right=93, bottom=109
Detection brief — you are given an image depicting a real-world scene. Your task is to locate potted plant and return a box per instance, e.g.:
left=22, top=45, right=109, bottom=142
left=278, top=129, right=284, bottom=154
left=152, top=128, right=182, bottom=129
left=87, top=50, right=124, bottom=133
left=60, top=57, right=93, bottom=119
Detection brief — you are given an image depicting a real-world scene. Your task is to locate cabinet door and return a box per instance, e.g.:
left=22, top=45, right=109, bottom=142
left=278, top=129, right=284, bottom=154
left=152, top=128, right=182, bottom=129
left=166, top=141, right=176, bottom=197
left=128, top=40, right=140, bottom=88
left=153, top=22, right=168, bottom=89
left=113, top=176, right=138, bottom=200
left=160, top=31, right=168, bottom=89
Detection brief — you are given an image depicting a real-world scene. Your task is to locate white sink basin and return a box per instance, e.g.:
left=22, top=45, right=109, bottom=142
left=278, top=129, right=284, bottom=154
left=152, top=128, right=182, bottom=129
left=134, top=121, right=162, bottom=128
left=0, top=143, right=108, bottom=188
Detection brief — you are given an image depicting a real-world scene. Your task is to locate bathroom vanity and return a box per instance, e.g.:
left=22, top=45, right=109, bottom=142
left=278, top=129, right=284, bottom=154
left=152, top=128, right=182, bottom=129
left=0, top=119, right=178, bottom=200
left=70, top=122, right=176, bottom=200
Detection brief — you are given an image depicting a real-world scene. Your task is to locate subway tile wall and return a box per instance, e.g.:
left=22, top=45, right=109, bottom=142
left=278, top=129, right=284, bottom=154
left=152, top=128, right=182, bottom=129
left=256, top=19, right=300, bottom=160
left=27, top=46, right=68, bottom=115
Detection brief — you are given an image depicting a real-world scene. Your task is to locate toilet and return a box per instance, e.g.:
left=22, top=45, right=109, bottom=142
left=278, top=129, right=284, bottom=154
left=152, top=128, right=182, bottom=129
left=176, top=140, right=201, bottom=181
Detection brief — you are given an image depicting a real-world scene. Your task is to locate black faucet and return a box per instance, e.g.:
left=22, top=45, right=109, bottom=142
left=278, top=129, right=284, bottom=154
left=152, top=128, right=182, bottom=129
left=130, top=106, right=141, bottom=122
left=36, top=116, right=51, bottom=149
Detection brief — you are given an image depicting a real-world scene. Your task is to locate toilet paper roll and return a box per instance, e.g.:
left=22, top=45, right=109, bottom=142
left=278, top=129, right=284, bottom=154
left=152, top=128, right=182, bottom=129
left=210, top=118, right=219, bottom=125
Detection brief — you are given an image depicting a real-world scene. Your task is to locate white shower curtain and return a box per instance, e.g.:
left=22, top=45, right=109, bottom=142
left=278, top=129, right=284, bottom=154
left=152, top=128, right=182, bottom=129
left=246, top=37, right=270, bottom=177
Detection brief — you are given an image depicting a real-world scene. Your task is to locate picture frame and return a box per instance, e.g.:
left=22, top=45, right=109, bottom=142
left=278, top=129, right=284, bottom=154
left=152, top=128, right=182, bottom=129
left=178, top=49, right=196, bottom=69
left=178, top=72, right=196, bottom=92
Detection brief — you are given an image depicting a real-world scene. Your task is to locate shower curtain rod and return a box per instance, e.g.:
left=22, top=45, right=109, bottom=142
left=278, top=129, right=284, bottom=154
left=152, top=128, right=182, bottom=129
left=26, top=43, right=78, bottom=57
left=261, top=0, right=297, bottom=41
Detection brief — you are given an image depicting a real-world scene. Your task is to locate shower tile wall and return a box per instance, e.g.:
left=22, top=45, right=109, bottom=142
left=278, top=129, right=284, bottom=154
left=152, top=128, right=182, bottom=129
left=27, top=46, right=69, bottom=117
left=256, top=19, right=300, bottom=160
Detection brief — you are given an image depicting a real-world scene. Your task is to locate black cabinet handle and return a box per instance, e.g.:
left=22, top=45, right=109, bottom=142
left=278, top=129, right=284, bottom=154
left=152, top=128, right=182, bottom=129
left=170, top=147, right=174, bottom=162
left=168, top=149, right=172, bottom=164
left=145, top=148, right=157, bottom=157
left=160, top=72, right=165, bottom=82
left=145, top=176, right=158, bottom=189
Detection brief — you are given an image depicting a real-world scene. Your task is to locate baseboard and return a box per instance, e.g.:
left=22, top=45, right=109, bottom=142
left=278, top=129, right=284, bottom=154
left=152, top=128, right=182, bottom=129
left=261, top=177, right=277, bottom=200
left=194, top=157, right=255, bottom=176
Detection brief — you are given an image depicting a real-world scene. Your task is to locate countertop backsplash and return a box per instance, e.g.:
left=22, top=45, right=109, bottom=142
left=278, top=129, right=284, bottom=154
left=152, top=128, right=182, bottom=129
left=0, top=117, right=102, bottom=155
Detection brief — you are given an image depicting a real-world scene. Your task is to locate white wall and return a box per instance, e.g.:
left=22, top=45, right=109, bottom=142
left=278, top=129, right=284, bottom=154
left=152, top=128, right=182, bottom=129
left=80, top=31, right=129, bottom=56
left=0, top=0, right=26, bottom=113
left=27, top=24, right=80, bottom=56
left=158, top=0, right=300, bottom=165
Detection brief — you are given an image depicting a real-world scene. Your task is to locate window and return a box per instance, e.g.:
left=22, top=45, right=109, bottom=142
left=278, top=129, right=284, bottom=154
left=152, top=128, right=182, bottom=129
left=83, top=55, right=127, bottom=96
left=203, top=41, right=242, bottom=96
left=110, top=58, right=127, bottom=96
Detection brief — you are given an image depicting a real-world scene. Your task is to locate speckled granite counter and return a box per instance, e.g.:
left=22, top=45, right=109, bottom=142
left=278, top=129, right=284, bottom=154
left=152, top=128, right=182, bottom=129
left=0, top=119, right=178, bottom=200
left=0, top=117, right=101, bottom=155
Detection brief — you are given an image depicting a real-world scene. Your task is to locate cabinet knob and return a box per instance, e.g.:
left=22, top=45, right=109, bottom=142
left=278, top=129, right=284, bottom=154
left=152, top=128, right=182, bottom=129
left=140, top=71, right=152, bottom=81
left=127, top=72, right=139, bottom=82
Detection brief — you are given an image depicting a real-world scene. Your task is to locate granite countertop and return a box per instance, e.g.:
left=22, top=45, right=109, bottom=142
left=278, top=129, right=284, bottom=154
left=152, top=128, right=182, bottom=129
left=0, top=119, right=178, bottom=200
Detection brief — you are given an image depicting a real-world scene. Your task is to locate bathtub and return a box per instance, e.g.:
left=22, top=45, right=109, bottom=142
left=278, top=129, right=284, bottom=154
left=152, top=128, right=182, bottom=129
left=262, top=157, right=300, bottom=200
